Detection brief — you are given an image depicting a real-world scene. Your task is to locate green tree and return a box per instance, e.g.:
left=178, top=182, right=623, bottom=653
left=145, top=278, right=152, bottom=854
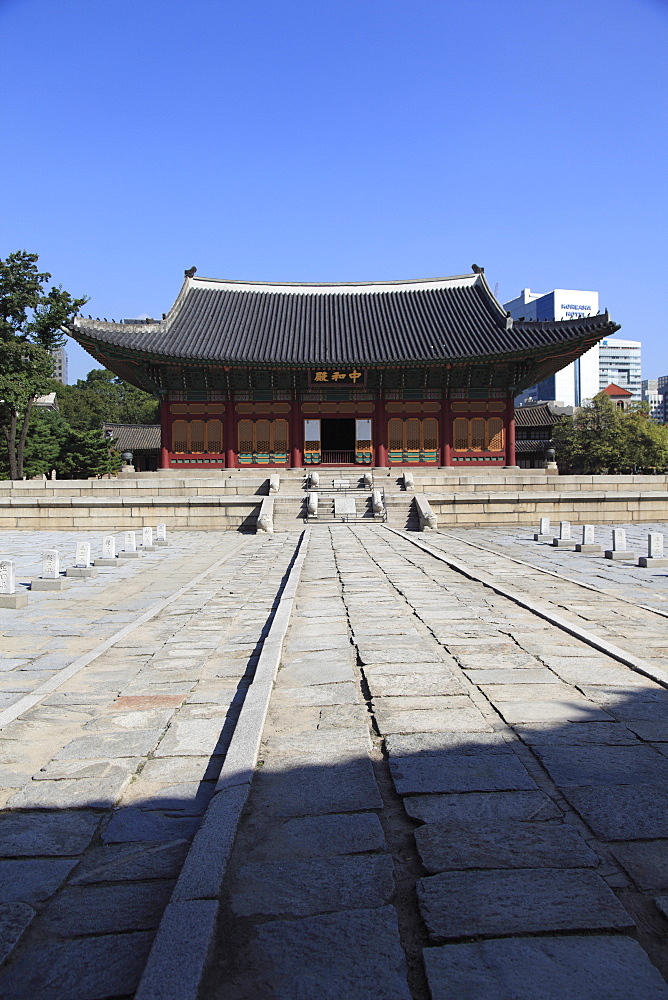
left=58, top=427, right=122, bottom=479
left=0, top=251, right=87, bottom=478
left=553, top=394, right=668, bottom=473
left=57, top=369, right=158, bottom=431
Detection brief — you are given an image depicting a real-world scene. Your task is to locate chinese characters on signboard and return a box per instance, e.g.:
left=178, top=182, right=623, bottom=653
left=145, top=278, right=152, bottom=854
left=310, top=370, right=364, bottom=385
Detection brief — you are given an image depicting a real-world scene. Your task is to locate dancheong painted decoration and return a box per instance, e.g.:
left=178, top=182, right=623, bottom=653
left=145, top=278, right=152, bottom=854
left=70, top=270, right=618, bottom=469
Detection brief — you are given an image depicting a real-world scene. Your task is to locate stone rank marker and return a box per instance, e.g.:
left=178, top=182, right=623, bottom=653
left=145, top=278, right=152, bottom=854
left=66, top=541, right=97, bottom=578
left=141, top=526, right=155, bottom=551
left=156, top=523, right=168, bottom=545
left=0, top=559, right=28, bottom=609
left=534, top=516, right=552, bottom=541
left=605, top=527, right=636, bottom=561
left=119, top=530, right=140, bottom=559
left=576, top=524, right=602, bottom=554
left=31, top=549, right=69, bottom=591
left=552, top=520, right=576, bottom=548
left=639, top=532, right=668, bottom=568
left=95, top=535, right=119, bottom=567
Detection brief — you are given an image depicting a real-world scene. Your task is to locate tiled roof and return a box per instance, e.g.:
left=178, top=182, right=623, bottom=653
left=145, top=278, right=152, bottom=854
left=103, top=423, right=160, bottom=450
left=515, top=439, right=551, bottom=453
left=72, top=273, right=618, bottom=367
left=601, top=383, right=633, bottom=397
left=514, top=403, right=572, bottom=427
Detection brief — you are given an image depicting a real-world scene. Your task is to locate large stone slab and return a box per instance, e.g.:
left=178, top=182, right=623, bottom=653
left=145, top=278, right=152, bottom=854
left=0, top=811, right=99, bottom=856
left=534, top=745, right=668, bottom=787
left=229, top=906, right=411, bottom=1000
left=153, top=717, right=227, bottom=756
left=0, top=930, right=154, bottom=1000
left=514, top=722, right=641, bottom=746
left=464, top=668, right=557, bottom=685
left=278, top=659, right=356, bottom=687
left=41, top=882, right=174, bottom=935
left=0, top=903, right=35, bottom=965
left=102, top=807, right=198, bottom=843
left=386, top=731, right=509, bottom=754
left=376, top=706, right=491, bottom=735
left=403, top=790, right=561, bottom=825
left=230, top=855, right=395, bottom=917
left=0, top=859, right=77, bottom=904
left=389, top=749, right=537, bottom=795
left=611, top=841, right=668, bottom=890
left=417, top=869, right=633, bottom=940
left=272, top=683, right=359, bottom=707
left=565, top=784, right=668, bottom=840
left=55, top=730, right=162, bottom=760
left=415, top=821, right=598, bottom=873
left=244, top=813, right=386, bottom=862
left=70, top=841, right=189, bottom=885
left=368, top=674, right=465, bottom=696
left=253, top=758, right=382, bottom=817
left=8, top=772, right=132, bottom=810
left=422, top=935, right=668, bottom=1000
left=358, top=647, right=441, bottom=665
left=495, top=700, right=612, bottom=724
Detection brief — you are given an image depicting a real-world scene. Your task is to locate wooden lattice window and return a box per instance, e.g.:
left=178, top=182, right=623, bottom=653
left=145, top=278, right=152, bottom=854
left=452, top=416, right=505, bottom=452
left=237, top=419, right=289, bottom=463
left=487, top=417, right=504, bottom=451
left=453, top=418, right=469, bottom=451
left=388, top=418, right=439, bottom=461
left=171, top=418, right=224, bottom=454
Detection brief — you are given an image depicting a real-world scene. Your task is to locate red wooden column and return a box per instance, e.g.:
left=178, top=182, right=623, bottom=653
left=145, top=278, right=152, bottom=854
left=290, top=399, right=303, bottom=468
left=374, top=398, right=388, bottom=467
left=225, top=400, right=237, bottom=469
left=504, top=400, right=517, bottom=467
left=441, top=400, right=452, bottom=467
left=159, top=399, right=170, bottom=469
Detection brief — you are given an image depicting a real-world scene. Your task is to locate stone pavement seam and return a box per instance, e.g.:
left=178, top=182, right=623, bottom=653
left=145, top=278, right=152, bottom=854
left=135, top=529, right=310, bottom=1000
left=0, top=537, right=248, bottom=731
left=386, top=526, right=668, bottom=691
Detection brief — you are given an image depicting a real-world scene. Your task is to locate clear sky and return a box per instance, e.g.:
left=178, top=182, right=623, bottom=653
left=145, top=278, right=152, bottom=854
left=2, top=0, right=667, bottom=383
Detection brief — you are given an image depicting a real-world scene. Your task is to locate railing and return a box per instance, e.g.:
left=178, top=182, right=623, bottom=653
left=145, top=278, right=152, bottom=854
left=321, top=450, right=355, bottom=464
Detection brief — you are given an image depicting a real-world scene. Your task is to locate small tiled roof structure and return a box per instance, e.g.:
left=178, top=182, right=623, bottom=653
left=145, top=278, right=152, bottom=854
left=102, top=423, right=160, bottom=451
left=514, top=402, right=573, bottom=466
left=601, top=383, right=633, bottom=398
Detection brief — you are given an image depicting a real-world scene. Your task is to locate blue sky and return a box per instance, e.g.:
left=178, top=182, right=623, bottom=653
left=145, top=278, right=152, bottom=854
left=2, top=0, right=667, bottom=382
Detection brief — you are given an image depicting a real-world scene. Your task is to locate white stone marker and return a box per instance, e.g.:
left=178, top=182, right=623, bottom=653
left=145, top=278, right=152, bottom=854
left=142, top=526, right=154, bottom=548
left=576, top=524, right=601, bottom=554
left=156, top=523, right=167, bottom=545
left=42, top=550, right=60, bottom=579
left=605, top=527, right=635, bottom=560
left=639, top=532, right=668, bottom=568
left=0, top=560, right=27, bottom=608
left=75, top=542, right=91, bottom=568
left=103, top=536, right=116, bottom=559
left=553, top=520, right=575, bottom=547
left=0, top=560, right=17, bottom=594
left=31, top=550, right=68, bottom=591
left=118, top=530, right=140, bottom=559
left=67, top=541, right=97, bottom=578
left=534, top=516, right=552, bottom=541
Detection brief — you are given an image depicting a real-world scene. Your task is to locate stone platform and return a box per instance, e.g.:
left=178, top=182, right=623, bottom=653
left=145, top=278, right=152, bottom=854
left=2, top=524, right=668, bottom=998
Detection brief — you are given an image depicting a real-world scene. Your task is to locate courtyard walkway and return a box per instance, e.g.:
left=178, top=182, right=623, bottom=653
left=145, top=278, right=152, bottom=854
left=2, top=524, right=668, bottom=998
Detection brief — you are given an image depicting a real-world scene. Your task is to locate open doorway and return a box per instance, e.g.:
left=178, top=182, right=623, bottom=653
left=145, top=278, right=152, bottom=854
left=321, top=418, right=355, bottom=464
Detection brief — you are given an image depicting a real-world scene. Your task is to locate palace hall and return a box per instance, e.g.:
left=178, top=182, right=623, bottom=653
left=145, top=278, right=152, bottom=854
left=70, top=270, right=618, bottom=470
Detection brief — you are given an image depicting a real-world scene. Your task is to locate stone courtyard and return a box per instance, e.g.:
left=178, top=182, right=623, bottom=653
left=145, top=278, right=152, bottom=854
left=2, top=522, right=668, bottom=998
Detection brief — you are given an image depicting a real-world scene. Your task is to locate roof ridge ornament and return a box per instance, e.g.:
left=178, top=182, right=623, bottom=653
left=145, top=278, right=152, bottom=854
left=184, top=266, right=197, bottom=278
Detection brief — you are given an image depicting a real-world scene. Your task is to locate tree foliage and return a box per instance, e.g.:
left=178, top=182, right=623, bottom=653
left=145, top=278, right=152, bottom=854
left=0, top=251, right=87, bottom=478
left=553, top=394, right=668, bottom=473
left=56, top=369, right=159, bottom=431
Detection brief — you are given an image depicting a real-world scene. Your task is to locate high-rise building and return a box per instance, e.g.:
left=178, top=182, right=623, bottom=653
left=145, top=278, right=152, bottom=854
left=504, top=289, right=600, bottom=406
left=641, top=379, right=663, bottom=421
left=598, top=338, right=641, bottom=399
left=50, top=346, right=68, bottom=384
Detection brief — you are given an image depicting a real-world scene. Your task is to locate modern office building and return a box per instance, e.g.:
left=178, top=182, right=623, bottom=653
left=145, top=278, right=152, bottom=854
left=642, top=379, right=664, bottom=421
left=598, top=338, right=642, bottom=400
left=504, top=289, right=600, bottom=407
left=50, top=346, right=68, bottom=384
